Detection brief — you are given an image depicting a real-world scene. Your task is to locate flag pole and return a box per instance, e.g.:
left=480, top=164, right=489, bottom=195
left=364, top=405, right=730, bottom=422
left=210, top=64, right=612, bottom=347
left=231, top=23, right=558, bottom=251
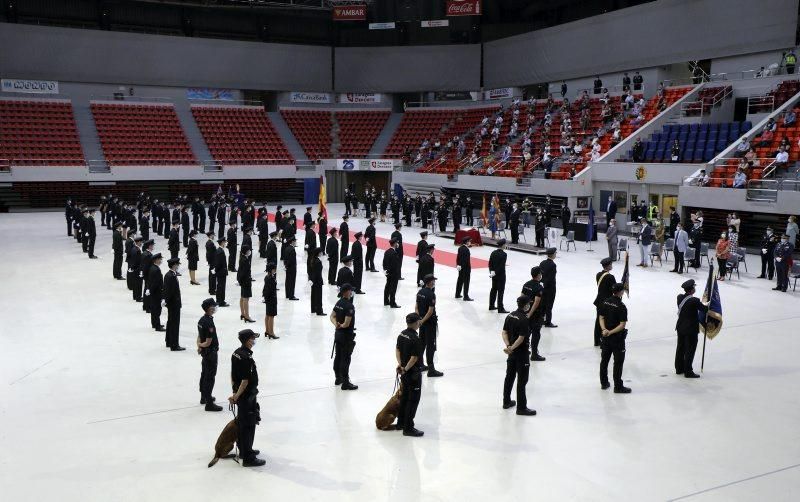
left=700, top=263, right=714, bottom=373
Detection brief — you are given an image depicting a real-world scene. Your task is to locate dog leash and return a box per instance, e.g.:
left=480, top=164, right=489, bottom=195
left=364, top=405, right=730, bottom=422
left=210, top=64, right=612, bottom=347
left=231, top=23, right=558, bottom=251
left=392, top=374, right=400, bottom=395
left=229, top=402, right=240, bottom=465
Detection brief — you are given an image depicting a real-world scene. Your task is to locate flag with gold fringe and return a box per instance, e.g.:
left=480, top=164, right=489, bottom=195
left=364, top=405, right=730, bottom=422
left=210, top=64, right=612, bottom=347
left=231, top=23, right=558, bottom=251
left=318, top=175, right=327, bottom=220
left=620, top=251, right=630, bottom=297
left=481, top=193, right=488, bottom=228
left=701, top=264, right=723, bottom=339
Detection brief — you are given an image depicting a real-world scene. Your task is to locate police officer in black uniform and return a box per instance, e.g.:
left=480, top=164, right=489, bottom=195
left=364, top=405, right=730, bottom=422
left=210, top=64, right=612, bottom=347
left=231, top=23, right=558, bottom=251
left=164, top=257, right=185, bottom=351
left=229, top=329, right=265, bottom=467
left=283, top=236, right=299, bottom=300
left=521, top=266, right=546, bottom=362
left=336, top=255, right=355, bottom=289
left=383, top=238, right=402, bottom=308
left=339, top=215, right=350, bottom=261
left=326, top=228, right=339, bottom=285
left=205, top=232, right=217, bottom=295
left=455, top=236, right=473, bottom=301
left=168, top=221, right=180, bottom=260
left=112, top=222, right=124, bottom=279
left=330, top=284, right=358, bottom=390
left=365, top=217, right=378, bottom=272
left=539, top=247, right=558, bottom=327
left=227, top=222, right=238, bottom=272
left=758, top=226, right=778, bottom=280
left=599, top=282, right=631, bottom=393
left=416, top=274, right=443, bottom=377
left=351, top=232, right=365, bottom=294
left=140, top=208, right=150, bottom=242
left=266, top=231, right=279, bottom=273
left=213, top=237, right=230, bottom=307
left=395, top=312, right=425, bottom=437
left=501, top=295, right=537, bottom=416
left=417, top=243, right=435, bottom=287
left=391, top=223, right=405, bottom=280
left=489, top=239, right=508, bottom=312
left=197, top=298, right=223, bottom=411
left=675, top=279, right=708, bottom=378
left=147, top=253, right=165, bottom=331
left=128, top=236, right=143, bottom=299
left=309, top=247, right=325, bottom=316
left=593, top=257, right=616, bottom=347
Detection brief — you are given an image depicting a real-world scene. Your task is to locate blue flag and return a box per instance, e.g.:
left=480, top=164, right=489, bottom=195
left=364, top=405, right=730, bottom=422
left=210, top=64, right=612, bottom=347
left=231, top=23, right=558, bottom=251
left=701, top=264, right=723, bottom=339
left=586, top=199, right=595, bottom=242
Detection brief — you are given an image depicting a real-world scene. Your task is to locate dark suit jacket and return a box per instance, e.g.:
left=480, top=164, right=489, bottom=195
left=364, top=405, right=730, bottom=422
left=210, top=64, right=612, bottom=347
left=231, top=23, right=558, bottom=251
left=147, top=265, right=163, bottom=301
left=593, top=271, right=616, bottom=307
left=383, top=248, right=401, bottom=278
left=540, top=258, right=557, bottom=289
left=488, top=249, right=506, bottom=277
left=457, top=245, right=471, bottom=272
left=676, top=294, right=707, bottom=335
left=214, top=248, right=228, bottom=276
left=163, top=270, right=181, bottom=308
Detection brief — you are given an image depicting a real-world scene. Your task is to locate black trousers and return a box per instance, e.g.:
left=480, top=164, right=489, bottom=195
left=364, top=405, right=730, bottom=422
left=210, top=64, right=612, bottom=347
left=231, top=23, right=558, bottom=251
left=438, top=216, right=447, bottom=232
left=456, top=270, right=470, bottom=297
left=126, top=267, right=135, bottom=291
left=236, top=397, right=259, bottom=460
left=142, top=278, right=150, bottom=312
left=593, top=309, right=603, bottom=346
left=673, top=250, right=685, bottom=273
left=398, top=254, right=403, bottom=276
left=490, top=275, right=505, bottom=309
left=169, top=247, right=179, bottom=260
left=67, top=218, right=73, bottom=236
left=285, top=269, right=296, bottom=298
left=259, top=236, right=267, bottom=258
left=82, top=234, right=89, bottom=252
left=319, top=235, right=327, bottom=255
left=217, top=221, right=225, bottom=240
left=340, top=241, right=349, bottom=261
left=420, top=322, right=437, bottom=368
left=354, top=266, right=363, bottom=290
left=208, top=265, right=216, bottom=295
left=503, top=356, right=530, bottom=409
left=199, top=214, right=206, bottom=233
left=327, top=260, right=338, bottom=284
left=113, top=252, right=123, bottom=279
left=776, top=261, right=789, bottom=290
left=193, top=213, right=199, bottom=230
left=535, top=228, right=545, bottom=248
left=199, top=350, right=218, bottom=400
left=530, top=322, right=542, bottom=355
left=600, top=332, right=626, bottom=388
left=397, top=370, right=422, bottom=431
left=542, top=287, right=556, bottom=324
left=511, top=225, right=519, bottom=244
left=228, top=245, right=237, bottom=271
left=365, top=247, right=376, bottom=271
left=761, top=252, right=775, bottom=279
left=86, top=236, right=95, bottom=257
left=216, top=275, right=227, bottom=304
left=166, top=306, right=180, bottom=348
left=150, top=298, right=162, bottom=328
left=333, top=335, right=355, bottom=382
left=717, top=257, right=728, bottom=278
left=466, top=211, right=473, bottom=226
left=133, top=275, right=143, bottom=301
left=209, top=217, right=215, bottom=234
left=675, top=331, right=698, bottom=374
left=384, top=277, right=398, bottom=305
left=311, top=283, right=323, bottom=314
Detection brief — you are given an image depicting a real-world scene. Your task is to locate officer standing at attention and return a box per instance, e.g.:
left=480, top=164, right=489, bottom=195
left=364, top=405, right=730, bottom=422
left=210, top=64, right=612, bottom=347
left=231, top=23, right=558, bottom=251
left=455, top=236, right=474, bottom=301
left=326, top=228, right=339, bottom=285
left=229, top=329, right=266, bottom=467
left=539, top=248, right=558, bottom=327
left=112, top=222, right=124, bottom=280
left=262, top=263, right=280, bottom=340
left=509, top=203, right=521, bottom=244
left=164, top=257, right=185, bottom=351
left=391, top=223, right=405, bottom=280
left=416, top=274, right=444, bottom=377
left=489, top=239, right=508, bottom=312
left=395, top=312, right=425, bottom=437
left=227, top=222, right=238, bottom=272
left=214, top=237, right=230, bottom=307
left=593, top=258, right=616, bottom=347
left=675, top=279, right=708, bottom=378
left=147, top=253, right=166, bottom=332
left=465, top=196, right=475, bottom=227
left=383, top=238, right=402, bottom=308
left=266, top=231, right=279, bottom=273
left=501, top=295, right=537, bottom=416
left=85, top=208, right=98, bottom=259
left=521, top=266, right=546, bottom=362
left=365, top=217, right=378, bottom=272
left=205, top=232, right=217, bottom=295
left=257, top=211, right=269, bottom=259
left=181, top=205, right=191, bottom=248
left=309, top=247, right=325, bottom=316
left=139, top=207, right=150, bottom=242
left=599, top=283, right=631, bottom=393
left=168, top=221, right=180, bottom=260
left=140, top=240, right=156, bottom=312
left=415, top=231, right=428, bottom=264
left=417, top=243, right=435, bottom=287
left=774, top=233, right=794, bottom=292
left=336, top=255, right=355, bottom=290
left=330, top=284, right=358, bottom=390
left=283, top=236, right=299, bottom=301
left=758, top=226, right=778, bottom=280
left=317, top=211, right=328, bottom=256
left=197, top=298, right=223, bottom=411
left=128, top=236, right=143, bottom=300
left=339, top=214, right=350, bottom=261
left=303, top=222, right=317, bottom=256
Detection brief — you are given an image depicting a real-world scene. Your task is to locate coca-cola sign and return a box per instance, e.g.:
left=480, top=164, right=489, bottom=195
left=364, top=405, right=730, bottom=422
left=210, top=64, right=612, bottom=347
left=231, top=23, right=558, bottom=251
left=446, top=0, right=482, bottom=16
left=333, top=5, right=366, bottom=21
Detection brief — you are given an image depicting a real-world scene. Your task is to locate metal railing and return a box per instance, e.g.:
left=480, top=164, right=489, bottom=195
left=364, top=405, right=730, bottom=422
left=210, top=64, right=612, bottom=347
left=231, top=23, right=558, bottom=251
left=1, top=157, right=302, bottom=168
left=680, top=85, right=733, bottom=117
left=747, top=94, right=776, bottom=114
left=89, top=95, right=174, bottom=104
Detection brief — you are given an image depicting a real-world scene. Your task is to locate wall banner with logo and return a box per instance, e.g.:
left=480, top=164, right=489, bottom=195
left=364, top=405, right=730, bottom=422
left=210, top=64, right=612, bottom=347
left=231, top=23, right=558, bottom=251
left=333, top=5, right=367, bottom=21
left=1, top=79, right=59, bottom=94
left=369, top=22, right=396, bottom=30
left=446, top=0, right=482, bottom=16
left=421, top=20, right=450, bottom=28
left=339, top=93, right=381, bottom=104
left=359, top=159, right=394, bottom=171
left=290, top=92, right=331, bottom=104
left=337, top=159, right=359, bottom=171
left=484, top=87, right=513, bottom=100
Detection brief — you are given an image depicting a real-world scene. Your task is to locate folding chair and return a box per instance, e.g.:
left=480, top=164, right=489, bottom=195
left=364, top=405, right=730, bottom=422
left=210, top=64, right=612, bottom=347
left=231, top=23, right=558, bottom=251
left=616, top=237, right=628, bottom=260
left=685, top=248, right=698, bottom=272
left=517, top=223, right=527, bottom=243
left=559, top=230, right=576, bottom=251
left=737, top=247, right=748, bottom=272
left=649, top=243, right=663, bottom=267
left=663, top=238, right=674, bottom=262
left=700, top=242, right=711, bottom=266
left=725, top=255, right=740, bottom=280
left=791, top=263, right=800, bottom=291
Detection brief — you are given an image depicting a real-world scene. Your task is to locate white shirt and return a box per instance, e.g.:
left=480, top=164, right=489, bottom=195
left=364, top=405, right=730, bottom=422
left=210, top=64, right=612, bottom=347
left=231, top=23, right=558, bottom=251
left=776, top=151, right=789, bottom=162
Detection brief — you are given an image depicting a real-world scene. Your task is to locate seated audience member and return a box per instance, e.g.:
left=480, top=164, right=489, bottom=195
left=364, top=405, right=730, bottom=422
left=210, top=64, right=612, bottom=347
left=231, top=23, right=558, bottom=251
left=757, top=128, right=774, bottom=147
left=573, top=143, right=584, bottom=156
left=764, top=117, right=777, bottom=132
left=631, top=113, right=645, bottom=127
left=775, top=147, right=789, bottom=170
left=591, top=144, right=602, bottom=162
left=624, top=92, right=635, bottom=110
left=734, top=138, right=751, bottom=157
left=783, top=109, right=796, bottom=127
left=569, top=167, right=578, bottom=179
left=695, top=169, right=710, bottom=186
left=733, top=167, right=747, bottom=188
left=744, top=148, right=759, bottom=166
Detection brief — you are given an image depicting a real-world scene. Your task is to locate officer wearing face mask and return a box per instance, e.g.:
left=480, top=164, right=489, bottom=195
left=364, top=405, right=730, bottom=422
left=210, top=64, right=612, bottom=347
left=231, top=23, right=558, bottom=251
left=774, top=233, right=794, bottom=292
left=489, top=239, right=508, bottom=313
left=534, top=207, right=547, bottom=248
left=758, top=227, right=778, bottom=280
left=509, top=203, right=521, bottom=244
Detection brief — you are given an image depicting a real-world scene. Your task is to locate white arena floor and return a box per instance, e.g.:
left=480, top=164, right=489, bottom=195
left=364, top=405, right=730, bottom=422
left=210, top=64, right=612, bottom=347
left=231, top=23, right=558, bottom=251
left=1, top=204, right=798, bottom=502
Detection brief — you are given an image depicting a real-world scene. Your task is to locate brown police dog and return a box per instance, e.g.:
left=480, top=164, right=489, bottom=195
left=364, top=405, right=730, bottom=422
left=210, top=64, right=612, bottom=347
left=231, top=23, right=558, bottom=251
left=208, top=419, right=238, bottom=467
left=375, top=384, right=403, bottom=431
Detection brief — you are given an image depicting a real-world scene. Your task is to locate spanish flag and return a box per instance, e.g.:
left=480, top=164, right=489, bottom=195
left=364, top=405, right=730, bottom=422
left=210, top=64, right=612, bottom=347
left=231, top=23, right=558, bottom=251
left=481, top=193, right=488, bottom=227
left=318, top=175, right=327, bottom=220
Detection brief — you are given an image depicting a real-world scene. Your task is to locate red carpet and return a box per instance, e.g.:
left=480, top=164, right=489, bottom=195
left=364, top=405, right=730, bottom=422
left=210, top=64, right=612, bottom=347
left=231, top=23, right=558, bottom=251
left=265, top=213, right=488, bottom=269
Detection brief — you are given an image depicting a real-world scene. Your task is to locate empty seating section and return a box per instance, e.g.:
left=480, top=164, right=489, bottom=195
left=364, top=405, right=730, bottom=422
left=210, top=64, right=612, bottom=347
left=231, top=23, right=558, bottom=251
left=336, top=110, right=390, bottom=157
left=633, top=122, right=752, bottom=163
left=0, top=99, right=85, bottom=166
left=751, top=80, right=800, bottom=112
left=683, top=86, right=731, bottom=116
left=191, top=105, right=292, bottom=165
left=91, top=103, right=195, bottom=165
left=386, top=108, right=477, bottom=158
left=280, top=109, right=333, bottom=160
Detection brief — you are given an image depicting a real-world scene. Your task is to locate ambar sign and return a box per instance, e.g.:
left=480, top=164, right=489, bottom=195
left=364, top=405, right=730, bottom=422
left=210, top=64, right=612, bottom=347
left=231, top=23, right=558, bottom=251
left=333, top=5, right=367, bottom=21
left=446, top=0, right=482, bottom=16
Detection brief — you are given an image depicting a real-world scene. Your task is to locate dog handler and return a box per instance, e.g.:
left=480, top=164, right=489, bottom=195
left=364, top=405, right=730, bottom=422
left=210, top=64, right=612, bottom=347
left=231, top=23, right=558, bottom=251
left=229, top=329, right=265, bottom=467
left=395, top=313, right=425, bottom=437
